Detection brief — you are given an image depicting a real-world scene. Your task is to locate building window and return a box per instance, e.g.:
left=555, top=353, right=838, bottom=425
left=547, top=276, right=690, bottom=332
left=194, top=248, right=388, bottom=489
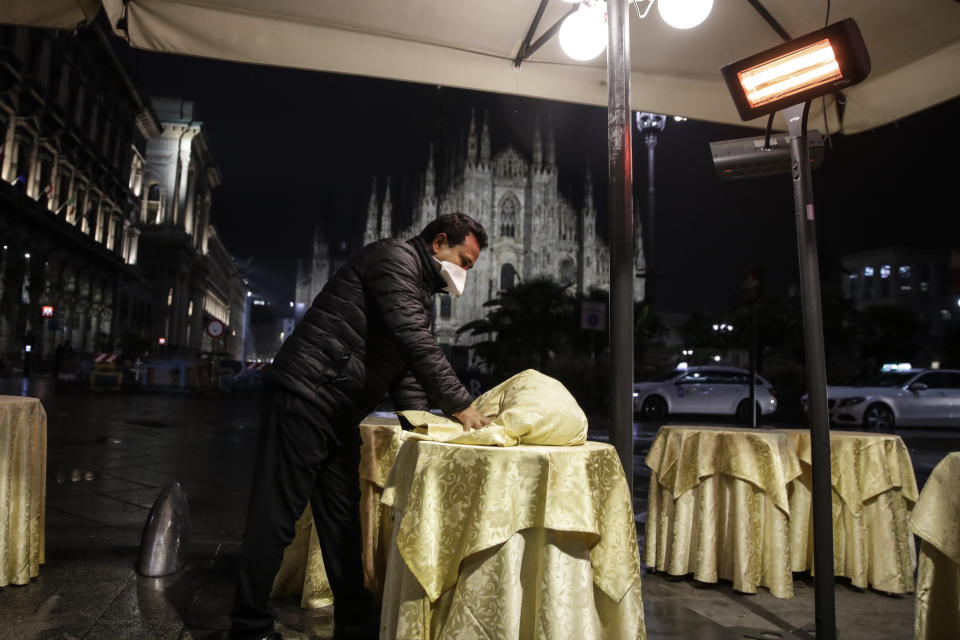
left=559, top=259, right=575, bottom=286
left=898, top=265, right=912, bottom=295
left=440, top=294, right=452, bottom=318
left=500, top=196, right=517, bottom=238
left=147, top=184, right=161, bottom=224
left=500, top=264, right=517, bottom=290
left=15, top=137, right=34, bottom=185
left=919, top=264, right=931, bottom=295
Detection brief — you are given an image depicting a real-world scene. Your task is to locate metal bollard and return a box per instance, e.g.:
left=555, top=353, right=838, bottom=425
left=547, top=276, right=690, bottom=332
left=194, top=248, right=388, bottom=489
left=137, top=481, right=191, bottom=577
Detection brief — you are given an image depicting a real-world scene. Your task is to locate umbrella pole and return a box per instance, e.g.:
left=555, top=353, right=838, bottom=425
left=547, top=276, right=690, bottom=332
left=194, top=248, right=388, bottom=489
left=607, top=0, right=635, bottom=492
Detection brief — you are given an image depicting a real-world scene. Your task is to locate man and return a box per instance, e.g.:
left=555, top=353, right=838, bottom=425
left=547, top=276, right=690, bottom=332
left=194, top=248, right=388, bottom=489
left=229, top=213, right=491, bottom=640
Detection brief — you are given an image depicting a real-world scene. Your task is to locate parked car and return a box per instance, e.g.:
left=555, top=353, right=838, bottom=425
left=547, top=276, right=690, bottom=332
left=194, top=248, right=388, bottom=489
left=801, top=369, right=960, bottom=430
left=633, top=366, right=777, bottom=422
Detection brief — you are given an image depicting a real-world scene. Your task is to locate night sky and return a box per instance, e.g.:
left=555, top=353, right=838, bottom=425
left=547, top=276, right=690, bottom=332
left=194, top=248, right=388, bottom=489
left=121, top=46, right=960, bottom=315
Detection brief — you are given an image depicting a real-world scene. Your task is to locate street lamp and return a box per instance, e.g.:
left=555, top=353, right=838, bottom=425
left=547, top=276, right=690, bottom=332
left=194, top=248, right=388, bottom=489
left=512, top=0, right=715, bottom=502
left=721, top=18, right=870, bottom=640
left=635, top=112, right=666, bottom=308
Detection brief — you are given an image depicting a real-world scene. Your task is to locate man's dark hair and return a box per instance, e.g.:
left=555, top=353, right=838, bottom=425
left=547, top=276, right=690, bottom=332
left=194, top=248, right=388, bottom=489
left=420, top=213, right=488, bottom=250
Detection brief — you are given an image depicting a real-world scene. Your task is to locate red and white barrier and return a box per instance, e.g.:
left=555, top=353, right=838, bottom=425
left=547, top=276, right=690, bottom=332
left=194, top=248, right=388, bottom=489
left=93, top=353, right=118, bottom=364
left=245, top=362, right=268, bottom=371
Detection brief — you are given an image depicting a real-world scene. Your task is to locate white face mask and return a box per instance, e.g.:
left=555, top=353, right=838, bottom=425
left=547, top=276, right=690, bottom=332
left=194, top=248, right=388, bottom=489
left=434, top=258, right=468, bottom=297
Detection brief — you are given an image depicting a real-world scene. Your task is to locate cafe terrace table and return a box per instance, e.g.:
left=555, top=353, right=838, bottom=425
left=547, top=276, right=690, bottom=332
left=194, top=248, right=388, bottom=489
left=0, top=396, right=47, bottom=587
left=781, top=429, right=918, bottom=594
left=379, top=438, right=645, bottom=640
left=271, top=417, right=403, bottom=607
left=644, top=425, right=802, bottom=598
left=909, top=451, right=960, bottom=640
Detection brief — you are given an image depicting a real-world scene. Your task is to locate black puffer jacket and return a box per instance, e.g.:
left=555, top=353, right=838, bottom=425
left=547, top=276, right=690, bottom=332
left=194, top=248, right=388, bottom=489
left=267, top=236, right=473, bottom=426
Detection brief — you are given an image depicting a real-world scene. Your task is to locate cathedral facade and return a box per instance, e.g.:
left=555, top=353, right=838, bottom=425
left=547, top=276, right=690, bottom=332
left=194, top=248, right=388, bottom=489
left=298, top=111, right=645, bottom=351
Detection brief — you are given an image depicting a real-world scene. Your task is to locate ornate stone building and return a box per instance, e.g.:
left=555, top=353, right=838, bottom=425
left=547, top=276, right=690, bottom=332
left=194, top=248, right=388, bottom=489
left=298, top=110, right=645, bottom=353
left=137, top=97, right=247, bottom=358
left=0, top=23, right=246, bottom=372
left=0, top=22, right=158, bottom=367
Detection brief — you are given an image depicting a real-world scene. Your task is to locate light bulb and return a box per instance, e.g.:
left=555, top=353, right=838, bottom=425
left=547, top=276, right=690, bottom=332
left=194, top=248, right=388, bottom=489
left=658, top=0, right=713, bottom=30
left=559, top=3, right=607, bottom=61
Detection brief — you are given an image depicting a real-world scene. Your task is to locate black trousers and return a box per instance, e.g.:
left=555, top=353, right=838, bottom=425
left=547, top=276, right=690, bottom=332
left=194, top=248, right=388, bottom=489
left=229, top=386, right=373, bottom=638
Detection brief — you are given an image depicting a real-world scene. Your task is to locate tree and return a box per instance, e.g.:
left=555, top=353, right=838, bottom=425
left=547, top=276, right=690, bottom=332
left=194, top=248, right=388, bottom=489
left=458, top=277, right=581, bottom=378
left=458, top=277, right=611, bottom=411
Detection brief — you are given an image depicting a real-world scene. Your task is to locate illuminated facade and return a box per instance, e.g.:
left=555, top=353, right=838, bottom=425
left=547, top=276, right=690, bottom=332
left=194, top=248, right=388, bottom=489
left=0, top=24, right=246, bottom=371
left=136, top=97, right=247, bottom=358
left=300, top=111, right=645, bottom=351
left=0, top=23, right=158, bottom=366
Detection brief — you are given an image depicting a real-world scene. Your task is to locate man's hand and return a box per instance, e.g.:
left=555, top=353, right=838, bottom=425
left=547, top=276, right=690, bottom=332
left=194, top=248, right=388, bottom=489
left=453, top=406, right=491, bottom=432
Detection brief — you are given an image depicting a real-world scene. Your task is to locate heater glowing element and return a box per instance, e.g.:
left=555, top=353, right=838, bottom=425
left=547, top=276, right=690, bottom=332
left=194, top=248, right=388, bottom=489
left=721, top=18, right=870, bottom=121
left=739, top=40, right=841, bottom=108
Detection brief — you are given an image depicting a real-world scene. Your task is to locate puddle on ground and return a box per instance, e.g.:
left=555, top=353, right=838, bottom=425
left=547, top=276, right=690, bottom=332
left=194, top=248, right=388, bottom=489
left=52, top=465, right=99, bottom=483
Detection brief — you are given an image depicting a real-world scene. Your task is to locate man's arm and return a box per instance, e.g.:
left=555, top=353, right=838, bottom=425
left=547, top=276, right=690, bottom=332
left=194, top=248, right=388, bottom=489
left=390, top=370, right=490, bottom=431
left=388, top=370, right=430, bottom=412
left=365, top=244, right=475, bottom=417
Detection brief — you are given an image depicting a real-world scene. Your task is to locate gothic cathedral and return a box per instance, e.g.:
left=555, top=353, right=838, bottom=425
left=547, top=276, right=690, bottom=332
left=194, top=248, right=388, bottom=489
left=297, top=110, right=645, bottom=350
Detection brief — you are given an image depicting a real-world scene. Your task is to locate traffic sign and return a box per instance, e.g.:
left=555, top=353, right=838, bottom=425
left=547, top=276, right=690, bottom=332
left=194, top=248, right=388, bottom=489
left=581, top=301, right=607, bottom=331
left=206, top=319, right=226, bottom=339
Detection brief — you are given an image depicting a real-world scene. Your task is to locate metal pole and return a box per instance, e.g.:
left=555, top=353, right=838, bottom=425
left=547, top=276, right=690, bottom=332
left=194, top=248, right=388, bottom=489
left=607, top=0, right=634, bottom=490
left=749, top=301, right=757, bottom=427
left=644, top=131, right=657, bottom=306
left=784, top=102, right=836, bottom=640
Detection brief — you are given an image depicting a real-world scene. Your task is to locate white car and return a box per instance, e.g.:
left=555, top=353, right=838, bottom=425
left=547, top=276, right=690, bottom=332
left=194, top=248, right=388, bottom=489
left=802, top=369, right=960, bottom=430
left=633, top=366, right=778, bottom=422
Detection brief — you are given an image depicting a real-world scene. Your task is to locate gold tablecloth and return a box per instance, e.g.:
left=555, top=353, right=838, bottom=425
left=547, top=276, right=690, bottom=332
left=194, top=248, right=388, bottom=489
left=379, top=439, right=645, bottom=640
left=0, top=396, right=47, bottom=587
left=909, top=451, right=960, bottom=640
left=644, top=425, right=802, bottom=598
left=271, top=417, right=403, bottom=607
left=783, top=430, right=918, bottom=594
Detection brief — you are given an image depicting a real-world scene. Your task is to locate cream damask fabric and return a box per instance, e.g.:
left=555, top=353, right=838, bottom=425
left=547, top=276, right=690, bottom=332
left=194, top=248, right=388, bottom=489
left=784, top=430, right=917, bottom=594
left=380, top=439, right=640, bottom=605
left=909, top=451, right=960, bottom=639
left=644, top=426, right=801, bottom=598
left=381, top=526, right=646, bottom=640
left=397, top=369, right=587, bottom=447
left=0, top=396, right=46, bottom=587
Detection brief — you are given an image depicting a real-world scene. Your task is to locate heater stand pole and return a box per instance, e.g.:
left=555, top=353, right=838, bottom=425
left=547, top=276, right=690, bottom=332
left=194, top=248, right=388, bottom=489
left=785, top=101, right=836, bottom=640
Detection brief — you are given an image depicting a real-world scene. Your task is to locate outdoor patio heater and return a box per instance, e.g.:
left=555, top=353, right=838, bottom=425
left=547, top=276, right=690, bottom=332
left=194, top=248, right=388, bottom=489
left=721, top=18, right=871, bottom=640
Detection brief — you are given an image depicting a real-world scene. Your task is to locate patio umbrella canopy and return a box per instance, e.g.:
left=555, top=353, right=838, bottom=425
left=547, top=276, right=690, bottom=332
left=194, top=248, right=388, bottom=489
left=2, top=0, right=958, bottom=133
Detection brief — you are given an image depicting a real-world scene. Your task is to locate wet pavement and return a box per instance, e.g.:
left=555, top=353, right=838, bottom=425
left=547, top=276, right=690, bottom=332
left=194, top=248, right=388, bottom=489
left=0, top=377, right=938, bottom=639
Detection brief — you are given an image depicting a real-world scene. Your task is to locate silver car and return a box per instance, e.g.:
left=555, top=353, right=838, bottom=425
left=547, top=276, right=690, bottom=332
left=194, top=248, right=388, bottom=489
left=803, top=369, right=960, bottom=430
left=633, top=366, right=778, bottom=422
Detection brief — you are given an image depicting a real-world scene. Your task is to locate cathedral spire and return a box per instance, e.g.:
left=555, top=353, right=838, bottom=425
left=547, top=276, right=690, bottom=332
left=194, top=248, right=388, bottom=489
left=532, top=115, right=542, bottom=169
left=424, top=141, right=436, bottom=201
left=467, top=109, right=478, bottom=167
left=381, top=176, right=393, bottom=238
left=363, top=175, right=379, bottom=245
left=480, top=110, right=490, bottom=165
left=545, top=113, right=556, bottom=171
left=583, top=165, right=594, bottom=211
